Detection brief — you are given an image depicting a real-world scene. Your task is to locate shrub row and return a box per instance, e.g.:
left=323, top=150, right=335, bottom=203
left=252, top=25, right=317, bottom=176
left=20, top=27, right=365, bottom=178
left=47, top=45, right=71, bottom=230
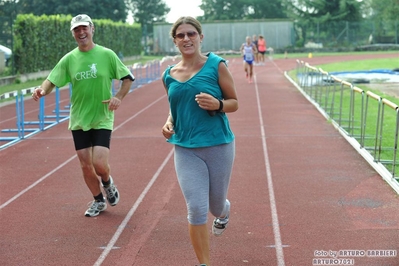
left=13, top=14, right=141, bottom=74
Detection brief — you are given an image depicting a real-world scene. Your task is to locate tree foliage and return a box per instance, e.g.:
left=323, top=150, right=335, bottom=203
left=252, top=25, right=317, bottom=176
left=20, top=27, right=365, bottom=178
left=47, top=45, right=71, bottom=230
left=283, top=0, right=363, bottom=23
left=12, top=14, right=141, bottom=74
left=369, top=0, right=399, bottom=22
left=124, top=0, right=169, bottom=53
left=281, top=0, right=364, bottom=46
left=15, top=0, right=128, bottom=22
left=199, top=0, right=287, bottom=21
left=366, top=0, right=399, bottom=41
left=126, top=0, right=169, bottom=34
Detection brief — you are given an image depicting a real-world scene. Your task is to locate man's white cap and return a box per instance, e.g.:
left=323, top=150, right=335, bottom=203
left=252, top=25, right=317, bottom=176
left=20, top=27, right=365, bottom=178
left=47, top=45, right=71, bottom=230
left=70, top=14, right=93, bottom=31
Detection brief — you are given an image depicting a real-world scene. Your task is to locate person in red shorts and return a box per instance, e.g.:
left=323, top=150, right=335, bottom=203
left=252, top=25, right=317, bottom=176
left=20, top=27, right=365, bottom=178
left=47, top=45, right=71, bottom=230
left=257, top=35, right=267, bottom=65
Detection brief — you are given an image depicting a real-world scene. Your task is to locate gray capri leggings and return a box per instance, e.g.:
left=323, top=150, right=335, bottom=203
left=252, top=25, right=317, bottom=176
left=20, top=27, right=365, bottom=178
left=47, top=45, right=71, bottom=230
left=174, top=140, right=235, bottom=225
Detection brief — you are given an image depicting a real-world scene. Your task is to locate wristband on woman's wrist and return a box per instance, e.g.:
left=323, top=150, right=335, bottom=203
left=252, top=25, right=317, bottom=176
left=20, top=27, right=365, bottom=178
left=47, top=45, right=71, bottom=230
left=217, top=99, right=223, bottom=112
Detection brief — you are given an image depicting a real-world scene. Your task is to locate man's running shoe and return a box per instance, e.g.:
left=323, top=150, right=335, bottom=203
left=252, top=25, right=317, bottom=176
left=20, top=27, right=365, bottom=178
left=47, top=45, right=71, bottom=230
left=212, top=199, right=230, bottom=236
left=85, top=200, right=107, bottom=217
left=103, top=176, right=120, bottom=206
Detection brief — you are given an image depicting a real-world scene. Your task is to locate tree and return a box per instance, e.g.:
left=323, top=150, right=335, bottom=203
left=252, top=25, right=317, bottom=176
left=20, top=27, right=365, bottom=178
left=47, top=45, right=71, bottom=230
left=368, top=0, right=399, bottom=43
left=369, top=0, right=399, bottom=22
left=126, top=0, right=169, bottom=26
left=283, top=0, right=363, bottom=23
left=199, top=0, right=287, bottom=21
left=200, top=0, right=243, bottom=20
left=0, top=0, right=18, bottom=47
left=125, top=0, right=170, bottom=53
left=283, top=0, right=364, bottom=46
left=16, top=0, right=128, bottom=22
left=242, top=0, right=287, bottom=19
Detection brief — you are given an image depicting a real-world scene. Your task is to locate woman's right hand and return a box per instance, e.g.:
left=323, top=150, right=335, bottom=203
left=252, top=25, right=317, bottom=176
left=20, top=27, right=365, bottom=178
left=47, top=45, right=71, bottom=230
left=162, top=122, right=175, bottom=139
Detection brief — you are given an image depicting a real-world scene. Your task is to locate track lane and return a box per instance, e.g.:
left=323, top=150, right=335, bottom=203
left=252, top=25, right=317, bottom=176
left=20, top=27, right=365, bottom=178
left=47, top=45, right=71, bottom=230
left=1, top=54, right=398, bottom=266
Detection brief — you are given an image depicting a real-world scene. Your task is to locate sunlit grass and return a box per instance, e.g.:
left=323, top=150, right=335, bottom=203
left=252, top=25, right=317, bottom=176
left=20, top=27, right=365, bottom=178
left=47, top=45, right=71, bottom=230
left=290, top=58, right=399, bottom=176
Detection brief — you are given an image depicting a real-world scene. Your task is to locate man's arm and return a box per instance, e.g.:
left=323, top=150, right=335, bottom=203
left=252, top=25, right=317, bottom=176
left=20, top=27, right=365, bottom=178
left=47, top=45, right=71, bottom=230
left=32, top=79, right=56, bottom=101
left=102, top=75, right=134, bottom=111
left=114, top=76, right=134, bottom=101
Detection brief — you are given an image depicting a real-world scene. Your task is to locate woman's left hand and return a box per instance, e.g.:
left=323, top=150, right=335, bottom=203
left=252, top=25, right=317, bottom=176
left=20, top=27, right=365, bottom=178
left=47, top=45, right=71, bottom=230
left=195, top=92, right=219, bottom=111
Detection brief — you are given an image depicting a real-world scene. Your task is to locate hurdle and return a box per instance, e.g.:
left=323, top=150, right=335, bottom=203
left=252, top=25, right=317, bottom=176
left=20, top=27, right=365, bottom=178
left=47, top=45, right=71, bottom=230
left=24, top=86, right=70, bottom=132
left=1, top=60, right=162, bottom=150
left=0, top=90, right=25, bottom=149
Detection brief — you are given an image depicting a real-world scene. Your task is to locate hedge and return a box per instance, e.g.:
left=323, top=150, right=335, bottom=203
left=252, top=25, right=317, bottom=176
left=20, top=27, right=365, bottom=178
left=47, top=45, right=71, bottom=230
left=13, top=14, right=142, bottom=74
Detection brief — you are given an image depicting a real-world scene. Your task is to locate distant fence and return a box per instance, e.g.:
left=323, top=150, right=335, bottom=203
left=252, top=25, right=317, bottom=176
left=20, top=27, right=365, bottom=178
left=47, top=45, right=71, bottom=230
left=154, top=19, right=294, bottom=54
left=291, top=60, right=399, bottom=193
left=152, top=19, right=398, bottom=55
left=298, top=20, right=399, bottom=48
left=0, top=60, right=162, bottom=149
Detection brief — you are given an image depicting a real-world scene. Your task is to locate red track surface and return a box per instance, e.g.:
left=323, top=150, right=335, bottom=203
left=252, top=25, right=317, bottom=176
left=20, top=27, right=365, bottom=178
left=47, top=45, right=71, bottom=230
left=1, top=53, right=398, bottom=266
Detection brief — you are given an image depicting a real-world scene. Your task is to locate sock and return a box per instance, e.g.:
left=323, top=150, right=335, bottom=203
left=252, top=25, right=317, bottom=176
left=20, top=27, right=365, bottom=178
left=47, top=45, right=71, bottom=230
left=94, top=193, right=104, bottom=202
left=102, top=178, right=111, bottom=187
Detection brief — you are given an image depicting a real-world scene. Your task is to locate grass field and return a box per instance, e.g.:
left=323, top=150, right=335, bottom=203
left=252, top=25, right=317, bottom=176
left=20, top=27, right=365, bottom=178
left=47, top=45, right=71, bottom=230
left=311, top=56, right=399, bottom=106
left=314, top=58, right=398, bottom=72
left=289, top=56, right=399, bottom=178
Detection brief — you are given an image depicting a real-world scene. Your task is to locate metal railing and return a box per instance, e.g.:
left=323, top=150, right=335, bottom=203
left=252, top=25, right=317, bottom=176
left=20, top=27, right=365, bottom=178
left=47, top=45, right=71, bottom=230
left=294, top=60, right=399, bottom=192
left=0, top=60, right=161, bottom=149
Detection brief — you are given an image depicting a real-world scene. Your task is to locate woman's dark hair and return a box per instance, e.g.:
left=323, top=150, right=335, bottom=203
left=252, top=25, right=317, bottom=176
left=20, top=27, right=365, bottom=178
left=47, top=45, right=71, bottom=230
left=170, top=16, right=202, bottom=39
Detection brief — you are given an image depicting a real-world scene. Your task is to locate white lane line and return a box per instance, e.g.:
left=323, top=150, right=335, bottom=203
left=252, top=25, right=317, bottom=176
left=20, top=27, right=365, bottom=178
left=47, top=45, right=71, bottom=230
left=93, top=148, right=174, bottom=266
left=113, top=95, right=166, bottom=131
left=0, top=94, right=166, bottom=209
left=253, top=74, right=286, bottom=266
left=0, top=155, right=76, bottom=209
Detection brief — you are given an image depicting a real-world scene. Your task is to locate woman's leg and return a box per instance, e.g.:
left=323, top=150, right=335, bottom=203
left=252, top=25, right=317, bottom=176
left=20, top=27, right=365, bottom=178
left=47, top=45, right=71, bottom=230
left=174, top=146, right=211, bottom=265
left=189, top=224, right=210, bottom=265
left=207, top=142, right=235, bottom=218
left=243, top=60, right=248, bottom=78
left=248, top=63, right=254, bottom=83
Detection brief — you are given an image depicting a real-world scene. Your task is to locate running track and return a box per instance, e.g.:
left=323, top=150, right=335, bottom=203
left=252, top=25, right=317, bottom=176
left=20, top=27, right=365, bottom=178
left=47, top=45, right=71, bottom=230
left=1, top=53, right=398, bottom=266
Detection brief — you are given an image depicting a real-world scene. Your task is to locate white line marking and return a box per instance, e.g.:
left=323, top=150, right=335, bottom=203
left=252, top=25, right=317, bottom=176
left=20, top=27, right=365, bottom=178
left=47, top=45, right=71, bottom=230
left=113, top=95, right=166, bottom=131
left=0, top=94, right=166, bottom=209
left=0, top=155, right=76, bottom=209
left=253, top=74, right=286, bottom=266
left=93, top=148, right=174, bottom=266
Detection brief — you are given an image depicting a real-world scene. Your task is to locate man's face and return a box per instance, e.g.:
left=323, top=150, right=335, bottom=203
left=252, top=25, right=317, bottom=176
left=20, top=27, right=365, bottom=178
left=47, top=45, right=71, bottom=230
left=72, top=25, right=94, bottom=47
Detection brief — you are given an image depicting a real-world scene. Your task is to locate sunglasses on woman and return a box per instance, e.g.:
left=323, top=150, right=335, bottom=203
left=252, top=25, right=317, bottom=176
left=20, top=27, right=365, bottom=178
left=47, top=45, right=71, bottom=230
left=174, top=31, right=198, bottom=40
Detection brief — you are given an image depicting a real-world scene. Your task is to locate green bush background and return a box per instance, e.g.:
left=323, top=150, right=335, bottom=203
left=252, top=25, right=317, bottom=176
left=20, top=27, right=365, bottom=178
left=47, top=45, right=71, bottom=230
left=13, top=14, right=141, bottom=74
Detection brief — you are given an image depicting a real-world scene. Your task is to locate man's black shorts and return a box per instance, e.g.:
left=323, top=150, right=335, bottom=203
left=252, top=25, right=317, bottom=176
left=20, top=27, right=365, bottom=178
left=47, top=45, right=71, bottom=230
left=72, top=129, right=112, bottom=150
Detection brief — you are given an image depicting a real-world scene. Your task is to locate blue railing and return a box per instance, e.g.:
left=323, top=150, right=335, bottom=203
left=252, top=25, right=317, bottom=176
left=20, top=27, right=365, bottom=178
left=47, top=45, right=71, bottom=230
left=0, top=60, right=161, bottom=149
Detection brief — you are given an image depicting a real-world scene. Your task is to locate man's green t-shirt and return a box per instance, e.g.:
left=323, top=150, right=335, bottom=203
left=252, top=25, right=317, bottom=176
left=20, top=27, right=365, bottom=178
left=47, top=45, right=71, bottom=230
left=47, top=45, right=132, bottom=131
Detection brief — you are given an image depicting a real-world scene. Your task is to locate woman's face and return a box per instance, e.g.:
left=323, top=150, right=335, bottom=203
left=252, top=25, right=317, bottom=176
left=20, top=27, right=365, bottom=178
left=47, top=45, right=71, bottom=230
left=173, top=23, right=203, bottom=55
left=246, top=37, right=252, bottom=45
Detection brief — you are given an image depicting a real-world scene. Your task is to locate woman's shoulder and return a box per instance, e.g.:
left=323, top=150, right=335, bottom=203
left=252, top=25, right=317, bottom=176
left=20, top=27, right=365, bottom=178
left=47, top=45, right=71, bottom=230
left=162, top=64, right=177, bottom=82
left=206, top=52, right=225, bottom=63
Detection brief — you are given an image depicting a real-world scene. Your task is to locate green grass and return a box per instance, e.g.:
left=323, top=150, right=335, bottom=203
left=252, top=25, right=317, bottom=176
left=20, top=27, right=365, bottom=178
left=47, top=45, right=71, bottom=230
left=273, top=50, right=398, bottom=60
left=290, top=57, right=399, bottom=177
left=315, top=58, right=398, bottom=72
